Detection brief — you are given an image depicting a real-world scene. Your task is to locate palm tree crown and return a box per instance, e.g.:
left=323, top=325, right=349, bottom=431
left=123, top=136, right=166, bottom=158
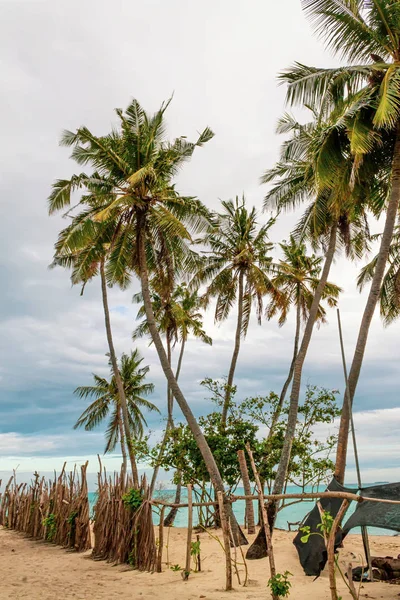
left=74, top=350, right=158, bottom=454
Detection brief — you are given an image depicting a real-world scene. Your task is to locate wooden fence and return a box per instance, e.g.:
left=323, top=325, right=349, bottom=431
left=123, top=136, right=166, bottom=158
left=0, top=462, right=91, bottom=552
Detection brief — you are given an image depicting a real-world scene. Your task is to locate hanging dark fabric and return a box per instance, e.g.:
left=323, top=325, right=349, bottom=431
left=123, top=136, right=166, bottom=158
left=342, top=482, right=400, bottom=535
left=293, top=478, right=354, bottom=577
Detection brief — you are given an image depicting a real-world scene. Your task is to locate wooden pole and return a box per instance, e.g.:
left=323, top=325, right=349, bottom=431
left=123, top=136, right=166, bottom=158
left=326, top=499, right=350, bottom=600
left=246, top=444, right=277, bottom=600
left=217, top=491, right=233, bottom=591
left=237, top=450, right=255, bottom=534
left=157, top=506, right=165, bottom=573
left=196, top=533, right=201, bottom=572
left=183, top=484, right=193, bottom=581
left=336, top=309, right=373, bottom=581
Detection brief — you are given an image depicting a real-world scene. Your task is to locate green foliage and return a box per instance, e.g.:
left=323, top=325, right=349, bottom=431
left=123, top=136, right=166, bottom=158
left=268, top=571, right=292, bottom=598
left=190, top=539, right=201, bottom=557
left=122, top=488, right=143, bottom=512
left=170, top=564, right=182, bottom=572
left=300, top=509, right=334, bottom=543
left=43, top=513, right=57, bottom=541
left=141, top=381, right=339, bottom=501
left=67, top=510, right=78, bottom=525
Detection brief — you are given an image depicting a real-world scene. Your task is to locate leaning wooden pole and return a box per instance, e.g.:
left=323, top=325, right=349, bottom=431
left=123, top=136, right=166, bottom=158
left=246, top=444, right=277, bottom=600
left=237, top=450, right=255, bottom=534
left=183, top=484, right=193, bottom=581
left=327, top=499, right=350, bottom=600
left=217, top=491, right=233, bottom=591
left=336, top=309, right=373, bottom=581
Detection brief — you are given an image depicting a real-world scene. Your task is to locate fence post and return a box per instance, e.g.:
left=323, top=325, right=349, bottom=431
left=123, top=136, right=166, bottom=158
left=217, top=491, right=233, bottom=591
left=157, top=506, right=165, bottom=573
left=246, top=444, right=277, bottom=600
left=237, top=449, right=255, bottom=534
left=183, top=484, right=193, bottom=581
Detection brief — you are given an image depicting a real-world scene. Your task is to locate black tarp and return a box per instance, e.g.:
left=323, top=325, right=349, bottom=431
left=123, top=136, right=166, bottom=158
left=342, top=482, right=400, bottom=535
left=293, top=478, right=354, bottom=577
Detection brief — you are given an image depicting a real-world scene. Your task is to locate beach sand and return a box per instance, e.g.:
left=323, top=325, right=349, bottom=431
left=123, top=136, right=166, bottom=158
left=0, top=526, right=399, bottom=600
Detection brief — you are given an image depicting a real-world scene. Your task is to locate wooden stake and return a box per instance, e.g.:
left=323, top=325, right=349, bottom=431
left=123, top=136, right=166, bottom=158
left=157, top=506, right=165, bottom=573
left=245, top=444, right=277, bottom=600
left=196, top=533, right=201, bottom=572
left=237, top=450, right=255, bottom=534
left=182, top=484, right=193, bottom=581
left=326, top=499, right=350, bottom=600
left=217, top=491, right=233, bottom=591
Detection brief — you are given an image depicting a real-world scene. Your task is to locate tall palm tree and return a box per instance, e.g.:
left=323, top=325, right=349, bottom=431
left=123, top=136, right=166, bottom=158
left=193, top=196, right=275, bottom=429
left=48, top=98, right=247, bottom=544
left=280, top=0, right=400, bottom=485
left=266, top=236, right=342, bottom=428
left=51, top=216, right=141, bottom=485
left=133, top=281, right=212, bottom=425
left=74, top=350, right=158, bottom=474
left=358, top=225, right=400, bottom=324
left=261, top=111, right=372, bottom=511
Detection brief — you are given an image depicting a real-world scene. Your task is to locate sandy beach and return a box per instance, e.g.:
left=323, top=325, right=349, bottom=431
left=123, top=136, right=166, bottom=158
left=1, top=526, right=399, bottom=600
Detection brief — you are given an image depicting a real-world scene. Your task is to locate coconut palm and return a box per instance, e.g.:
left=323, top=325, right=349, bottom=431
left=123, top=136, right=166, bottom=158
left=133, top=281, right=212, bottom=517
left=192, top=196, right=275, bottom=429
left=48, top=98, right=247, bottom=544
left=51, top=215, right=142, bottom=485
left=358, top=225, right=400, bottom=324
left=74, top=350, right=158, bottom=473
left=280, top=0, right=400, bottom=485
left=266, top=236, right=342, bottom=428
left=261, top=111, right=372, bottom=511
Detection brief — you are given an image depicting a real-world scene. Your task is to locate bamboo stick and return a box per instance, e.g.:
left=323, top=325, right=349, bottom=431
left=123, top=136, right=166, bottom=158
left=183, top=484, right=193, bottom=581
left=157, top=506, right=165, bottom=573
left=237, top=450, right=255, bottom=534
left=246, top=444, right=277, bottom=600
left=217, top=491, right=233, bottom=591
left=327, top=499, right=350, bottom=600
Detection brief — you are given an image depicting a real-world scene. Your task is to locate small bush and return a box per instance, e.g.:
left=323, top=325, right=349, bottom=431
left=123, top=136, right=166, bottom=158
left=268, top=571, right=292, bottom=598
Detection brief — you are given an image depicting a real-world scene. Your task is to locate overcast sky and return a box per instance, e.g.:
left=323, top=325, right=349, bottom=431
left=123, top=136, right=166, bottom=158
left=1, top=0, right=399, bottom=487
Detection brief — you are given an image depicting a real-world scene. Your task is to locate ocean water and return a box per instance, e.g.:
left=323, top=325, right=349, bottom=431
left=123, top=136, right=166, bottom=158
left=88, top=484, right=397, bottom=536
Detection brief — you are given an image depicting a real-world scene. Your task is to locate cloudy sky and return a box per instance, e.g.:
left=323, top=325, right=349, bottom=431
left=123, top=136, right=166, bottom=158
left=1, top=0, right=399, bottom=487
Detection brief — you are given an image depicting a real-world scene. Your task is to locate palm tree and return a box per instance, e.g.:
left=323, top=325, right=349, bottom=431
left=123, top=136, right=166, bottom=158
left=358, top=226, right=400, bottom=324
left=133, top=281, right=212, bottom=502
left=48, top=98, right=247, bottom=544
left=74, top=350, right=158, bottom=474
left=51, top=216, right=142, bottom=486
left=280, top=0, right=400, bottom=485
left=262, top=111, right=372, bottom=508
left=193, top=196, right=275, bottom=429
left=266, top=236, right=342, bottom=429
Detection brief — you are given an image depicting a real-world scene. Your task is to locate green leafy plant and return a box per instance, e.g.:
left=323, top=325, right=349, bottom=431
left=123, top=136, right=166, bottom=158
left=43, top=513, right=57, bottom=541
left=122, top=488, right=143, bottom=512
left=190, top=539, right=201, bottom=572
left=170, top=564, right=182, bottom=572
left=268, top=571, right=292, bottom=598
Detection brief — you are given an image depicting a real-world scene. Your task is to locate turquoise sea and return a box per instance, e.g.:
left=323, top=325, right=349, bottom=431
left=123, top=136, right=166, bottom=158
left=88, top=484, right=396, bottom=536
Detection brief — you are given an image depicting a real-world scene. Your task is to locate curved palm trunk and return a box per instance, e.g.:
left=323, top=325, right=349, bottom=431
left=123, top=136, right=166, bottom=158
left=166, top=331, right=173, bottom=428
left=163, top=339, right=186, bottom=526
left=335, top=127, right=400, bottom=484
left=221, top=270, right=244, bottom=429
left=247, top=224, right=337, bottom=559
left=269, top=294, right=302, bottom=436
left=163, top=475, right=182, bottom=527
left=118, top=405, right=128, bottom=482
left=137, top=211, right=247, bottom=545
left=149, top=331, right=175, bottom=496
left=100, top=260, right=140, bottom=488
